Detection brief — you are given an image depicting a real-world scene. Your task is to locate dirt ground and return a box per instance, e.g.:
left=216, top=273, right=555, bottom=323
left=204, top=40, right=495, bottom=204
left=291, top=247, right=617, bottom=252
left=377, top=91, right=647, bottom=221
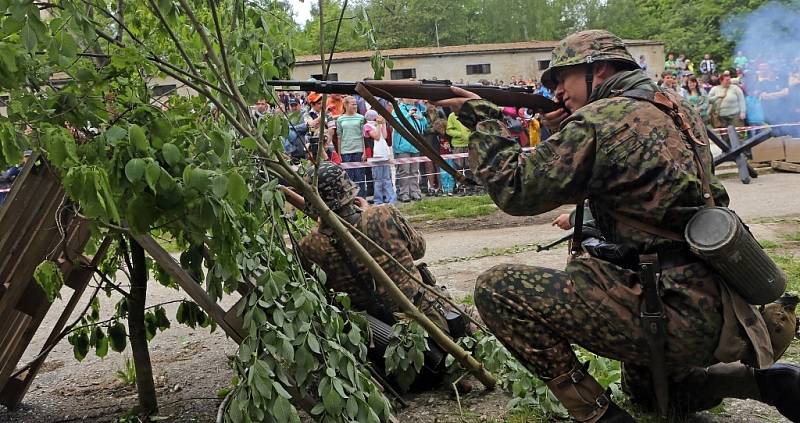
left=2, top=172, right=800, bottom=423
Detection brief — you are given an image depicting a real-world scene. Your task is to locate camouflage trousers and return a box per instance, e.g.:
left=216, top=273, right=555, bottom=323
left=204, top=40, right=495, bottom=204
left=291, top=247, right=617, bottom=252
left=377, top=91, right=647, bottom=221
left=474, top=258, right=725, bottom=406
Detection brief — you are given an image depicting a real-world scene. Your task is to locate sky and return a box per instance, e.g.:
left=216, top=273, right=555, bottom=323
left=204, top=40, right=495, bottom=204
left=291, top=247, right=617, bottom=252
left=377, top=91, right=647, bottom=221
left=288, top=0, right=313, bottom=24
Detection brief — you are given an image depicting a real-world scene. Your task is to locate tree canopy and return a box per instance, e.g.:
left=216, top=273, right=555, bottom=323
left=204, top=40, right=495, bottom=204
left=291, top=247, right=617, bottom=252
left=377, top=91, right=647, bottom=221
left=292, top=0, right=791, bottom=67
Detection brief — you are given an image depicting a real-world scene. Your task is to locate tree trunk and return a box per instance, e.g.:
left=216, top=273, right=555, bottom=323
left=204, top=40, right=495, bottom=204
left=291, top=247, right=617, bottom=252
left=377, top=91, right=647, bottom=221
left=128, top=236, right=158, bottom=416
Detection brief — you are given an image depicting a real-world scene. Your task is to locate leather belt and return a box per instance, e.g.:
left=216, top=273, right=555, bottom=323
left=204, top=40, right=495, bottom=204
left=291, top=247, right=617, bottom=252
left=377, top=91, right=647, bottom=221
left=656, top=248, right=695, bottom=269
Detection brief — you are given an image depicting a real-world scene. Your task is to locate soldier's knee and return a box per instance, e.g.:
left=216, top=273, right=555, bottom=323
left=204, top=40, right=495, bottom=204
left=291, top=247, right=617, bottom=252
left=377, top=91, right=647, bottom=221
left=474, top=264, right=514, bottom=312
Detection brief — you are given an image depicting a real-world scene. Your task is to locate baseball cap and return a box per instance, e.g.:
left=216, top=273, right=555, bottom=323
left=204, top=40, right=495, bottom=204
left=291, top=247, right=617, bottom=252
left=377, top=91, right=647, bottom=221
left=307, top=92, right=322, bottom=103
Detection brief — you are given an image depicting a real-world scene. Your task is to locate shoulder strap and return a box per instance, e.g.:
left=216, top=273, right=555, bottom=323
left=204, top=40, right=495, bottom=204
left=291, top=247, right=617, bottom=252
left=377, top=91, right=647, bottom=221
left=620, top=88, right=715, bottom=208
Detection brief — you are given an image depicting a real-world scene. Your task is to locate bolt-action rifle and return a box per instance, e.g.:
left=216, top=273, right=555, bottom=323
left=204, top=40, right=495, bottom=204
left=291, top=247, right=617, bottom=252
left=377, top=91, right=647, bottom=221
left=265, top=79, right=560, bottom=113
left=266, top=79, right=559, bottom=186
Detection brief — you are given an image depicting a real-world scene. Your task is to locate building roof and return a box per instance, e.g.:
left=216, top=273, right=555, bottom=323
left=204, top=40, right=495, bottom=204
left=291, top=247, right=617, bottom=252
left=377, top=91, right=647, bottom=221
left=295, top=39, right=663, bottom=65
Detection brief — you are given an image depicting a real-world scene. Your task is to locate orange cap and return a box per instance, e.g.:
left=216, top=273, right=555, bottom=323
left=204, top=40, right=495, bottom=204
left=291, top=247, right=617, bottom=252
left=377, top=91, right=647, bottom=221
left=307, top=92, right=322, bottom=103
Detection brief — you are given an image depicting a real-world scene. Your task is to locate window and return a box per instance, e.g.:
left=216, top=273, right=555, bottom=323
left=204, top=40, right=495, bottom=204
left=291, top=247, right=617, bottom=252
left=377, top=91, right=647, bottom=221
left=310, top=73, right=338, bottom=81
left=0, top=95, right=8, bottom=107
left=390, top=68, right=416, bottom=80
left=537, top=60, right=550, bottom=71
left=152, top=84, right=177, bottom=97
left=466, top=64, right=491, bottom=75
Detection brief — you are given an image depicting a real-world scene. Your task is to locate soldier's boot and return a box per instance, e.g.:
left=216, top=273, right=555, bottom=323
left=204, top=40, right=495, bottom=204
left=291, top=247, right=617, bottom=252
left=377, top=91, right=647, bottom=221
left=755, top=362, right=800, bottom=422
left=545, top=363, right=634, bottom=422
left=694, top=361, right=800, bottom=421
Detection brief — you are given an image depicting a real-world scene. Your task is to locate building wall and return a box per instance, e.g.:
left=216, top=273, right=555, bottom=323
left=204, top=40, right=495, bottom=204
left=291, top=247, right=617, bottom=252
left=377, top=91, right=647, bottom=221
left=292, top=44, right=665, bottom=83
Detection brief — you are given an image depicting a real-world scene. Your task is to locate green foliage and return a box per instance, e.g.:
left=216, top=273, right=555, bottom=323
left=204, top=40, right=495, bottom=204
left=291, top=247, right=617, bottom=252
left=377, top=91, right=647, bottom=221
left=33, top=260, right=64, bottom=303
left=770, top=253, right=800, bottom=293
left=384, top=319, right=429, bottom=391
left=448, top=331, right=623, bottom=419
left=116, top=357, right=138, bottom=386
left=290, top=0, right=777, bottom=73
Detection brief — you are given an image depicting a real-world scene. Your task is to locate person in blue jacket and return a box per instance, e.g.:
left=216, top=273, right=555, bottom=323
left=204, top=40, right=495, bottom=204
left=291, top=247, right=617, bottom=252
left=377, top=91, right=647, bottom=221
left=392, top=99, right=428, bottom=202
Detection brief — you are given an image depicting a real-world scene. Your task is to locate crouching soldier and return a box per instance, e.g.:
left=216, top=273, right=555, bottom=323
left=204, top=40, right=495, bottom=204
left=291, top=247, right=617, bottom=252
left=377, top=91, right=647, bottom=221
left=436, top=29, right=800, bottom=422
left=284, top=162, right=472, bottom=387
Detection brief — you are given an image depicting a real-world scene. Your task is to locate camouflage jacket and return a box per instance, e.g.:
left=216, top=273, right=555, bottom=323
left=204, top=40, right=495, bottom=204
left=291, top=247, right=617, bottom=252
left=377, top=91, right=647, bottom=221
left=461, top=69, right=773, bottom=367
left=297, top=204, right=426, bottom=322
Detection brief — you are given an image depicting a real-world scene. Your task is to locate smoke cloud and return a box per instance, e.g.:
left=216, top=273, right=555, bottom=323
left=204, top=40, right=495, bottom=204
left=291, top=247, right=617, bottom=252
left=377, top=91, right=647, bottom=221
left=722, top=2, right=800, bottom=132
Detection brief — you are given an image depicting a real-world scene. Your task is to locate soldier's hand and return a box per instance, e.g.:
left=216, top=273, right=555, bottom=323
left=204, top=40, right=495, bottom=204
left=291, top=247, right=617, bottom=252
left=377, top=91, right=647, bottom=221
left=542, top=107, right=569, bottom=132
left=552, top=213, right=573, bottom=230
left=432, top=87, right=481, bottom=113
left=354, top=197, right=370, bottom=210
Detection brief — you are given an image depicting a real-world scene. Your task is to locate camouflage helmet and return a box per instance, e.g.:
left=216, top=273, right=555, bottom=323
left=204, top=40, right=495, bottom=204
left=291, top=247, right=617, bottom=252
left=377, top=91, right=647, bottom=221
left=303, top=162, right=359, bottom=213
left=541, top=30, right=639, bottom=90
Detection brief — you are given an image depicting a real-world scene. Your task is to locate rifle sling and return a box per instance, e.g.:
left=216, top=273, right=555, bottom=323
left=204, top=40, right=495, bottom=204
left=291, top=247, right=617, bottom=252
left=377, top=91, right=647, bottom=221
left=355, top=82, right=475, bottom=186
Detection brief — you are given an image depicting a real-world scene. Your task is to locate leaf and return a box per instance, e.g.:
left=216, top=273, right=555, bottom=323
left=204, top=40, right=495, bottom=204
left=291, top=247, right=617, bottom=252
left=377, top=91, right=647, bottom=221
left=226, top=171, right=248, bottom=205
left=94, top=326, right=108, bottom=358
left=129, top=124, right=149, bottom=152
left=73, top=331, right=89, bottom=361
left=161, top=143, right=181, bottom=166
left=240, top=137, right=258, bottom=151
left=33, top=261, right=63, bottom=302
left=105, top=126, right=127, bottom=144
left=145, top=160, right=161, bottom=192
left=108, top=321, right=127, bottom=352
left=186, top=167, right=212, bottom=192
left=154, top=306, right=171, bottom=331
left=125, top=158, right=146, bottom=183
left=211, top=175, right=228, bottom=198
left=21, top=21, right=36, bottom=51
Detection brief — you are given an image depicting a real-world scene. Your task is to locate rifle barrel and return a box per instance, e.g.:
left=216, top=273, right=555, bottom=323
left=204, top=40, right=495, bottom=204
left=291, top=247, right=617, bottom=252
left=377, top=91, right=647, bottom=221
left=265, top=80, right=559, bottom=113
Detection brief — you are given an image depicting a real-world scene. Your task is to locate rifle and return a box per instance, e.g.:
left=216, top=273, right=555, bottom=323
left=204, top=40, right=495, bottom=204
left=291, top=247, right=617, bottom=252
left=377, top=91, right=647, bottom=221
left=535, top=232, right=573, bottom=252
left=269, top=80, right=559, bottom=186
left=265, top=79, right=560, bottom=113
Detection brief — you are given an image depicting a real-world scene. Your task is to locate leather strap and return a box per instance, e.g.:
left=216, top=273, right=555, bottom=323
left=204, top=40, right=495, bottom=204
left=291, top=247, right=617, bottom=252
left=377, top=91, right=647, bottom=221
left=571, top=199, right=586, bottom=256
left=607, top=210, right=684, bottom=242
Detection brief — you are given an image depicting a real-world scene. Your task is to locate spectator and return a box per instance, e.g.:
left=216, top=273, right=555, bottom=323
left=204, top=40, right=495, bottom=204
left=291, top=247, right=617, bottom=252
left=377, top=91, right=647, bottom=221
left=659, top=71, right=688, bottom=97
left=284, top=99, right=309, bottom=163
left=637, top=54, right=648, bottom=71
left=0, top=150, right=31, bottom=205
left=251, top=98, right=269, bottom=120
left=708, top=72, right=746, bottom=130
left=676, top=54, right=688, bottom=76
left=446, top=111, right=471, bottom=195
left=753, top=62, right=790, bottom=135
left=336, top=97, right=367, bottom=196
left=684, top=75, right=710, bottom=125
left=392, top=99, right=427, bottom=202
left=364, top=110, right=395, bottom=205
left=436, top=120, right=455, bottom=196
left=734, top=51, right=749, bottom=73
left=422, top=103, right=446, bottom=196
left=327, top=94, right=345, bottom=118
left=664, top=53, right=680, bottom=75
left=700, top=54, right=716, bottom=80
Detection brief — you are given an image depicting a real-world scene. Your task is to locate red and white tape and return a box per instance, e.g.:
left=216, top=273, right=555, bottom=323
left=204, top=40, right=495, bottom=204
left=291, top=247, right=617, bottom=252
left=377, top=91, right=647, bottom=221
left=338, top=147, right=535, bottom=169
left=712, top=122, right=800, bottom=133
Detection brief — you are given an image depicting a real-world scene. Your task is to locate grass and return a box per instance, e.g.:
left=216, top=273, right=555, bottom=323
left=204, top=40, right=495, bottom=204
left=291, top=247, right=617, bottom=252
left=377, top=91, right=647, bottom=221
left=770, top=252, right=800, bottom=293
left=782, top=231, right=800, bottom=242
left=398, top=195, right=498, bottom=222
left=460, top=294, right=474, bottom=305
left=115, top=357, right=137, bottom=386
left=432, top=242, right=547, bottom=265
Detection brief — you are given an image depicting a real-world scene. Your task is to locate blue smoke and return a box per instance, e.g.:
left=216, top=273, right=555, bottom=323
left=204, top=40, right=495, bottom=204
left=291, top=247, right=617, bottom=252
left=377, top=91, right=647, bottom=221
left=722, top=2, right=800, bottom=131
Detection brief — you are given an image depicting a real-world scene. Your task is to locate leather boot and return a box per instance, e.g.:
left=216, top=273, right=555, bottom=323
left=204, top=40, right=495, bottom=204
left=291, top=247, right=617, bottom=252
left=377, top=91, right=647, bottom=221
left=755, top=362, right=800, bottom=422
left=545, top=363, right=634, bottom=422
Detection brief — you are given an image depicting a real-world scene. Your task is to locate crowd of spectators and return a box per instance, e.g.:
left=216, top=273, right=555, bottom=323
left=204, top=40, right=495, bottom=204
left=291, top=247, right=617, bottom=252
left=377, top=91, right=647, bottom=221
left=258, top=82, right=551, bottom=205
left=657, top=51, right=800, bottom=137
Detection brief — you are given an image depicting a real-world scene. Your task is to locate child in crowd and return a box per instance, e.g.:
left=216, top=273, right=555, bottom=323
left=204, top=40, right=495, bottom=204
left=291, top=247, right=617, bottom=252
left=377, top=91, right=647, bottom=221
left=434, top=120, right=455, bottom=196
left=364, top=110, right=395, bottom=204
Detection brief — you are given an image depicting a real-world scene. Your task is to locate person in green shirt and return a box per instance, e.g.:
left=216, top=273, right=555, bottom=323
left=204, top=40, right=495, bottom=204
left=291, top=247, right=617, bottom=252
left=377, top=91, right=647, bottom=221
left=336, top=96, right=367, bottom=196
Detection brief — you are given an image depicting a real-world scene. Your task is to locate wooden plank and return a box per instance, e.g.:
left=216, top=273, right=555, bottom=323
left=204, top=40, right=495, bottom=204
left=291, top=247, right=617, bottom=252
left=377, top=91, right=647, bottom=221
left=132, top=234, right=245, bottom=343
left=0, top=238, right=110, bottom=409
left=771, top=160, right=800, bottom=173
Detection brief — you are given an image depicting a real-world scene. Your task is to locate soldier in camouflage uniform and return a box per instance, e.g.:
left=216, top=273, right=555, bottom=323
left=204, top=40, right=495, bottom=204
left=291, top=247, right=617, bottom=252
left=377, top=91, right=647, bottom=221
left=297, top=162, right=455, bottom=333
left=436, top=30, right=800, bottom=422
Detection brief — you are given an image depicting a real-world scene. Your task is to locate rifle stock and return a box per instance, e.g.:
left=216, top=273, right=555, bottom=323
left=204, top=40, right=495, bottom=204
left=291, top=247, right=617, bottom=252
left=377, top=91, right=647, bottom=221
left=266, top=79, right=559, bottom=113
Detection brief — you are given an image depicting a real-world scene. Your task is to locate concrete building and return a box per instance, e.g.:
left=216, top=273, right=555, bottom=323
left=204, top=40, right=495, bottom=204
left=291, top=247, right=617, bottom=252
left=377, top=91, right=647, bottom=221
left=291, top=40, right=665, bottom=83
